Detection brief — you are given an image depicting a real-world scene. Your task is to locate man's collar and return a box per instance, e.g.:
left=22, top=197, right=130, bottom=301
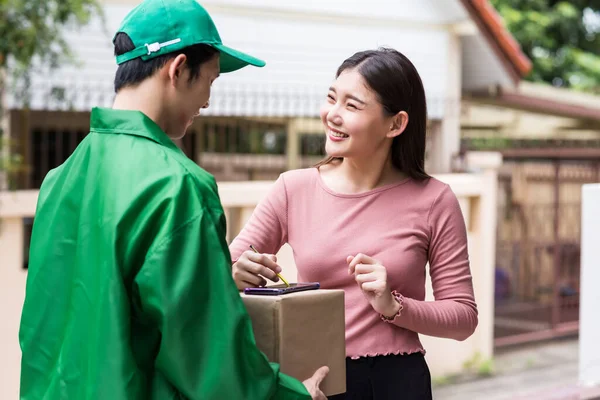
left=90, top=107, right=182, bottom=153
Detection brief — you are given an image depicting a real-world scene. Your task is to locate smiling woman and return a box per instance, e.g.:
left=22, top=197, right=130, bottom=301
left=316, top=48, right=429, bottom=183
left=230, top=47, right=478, bottom=400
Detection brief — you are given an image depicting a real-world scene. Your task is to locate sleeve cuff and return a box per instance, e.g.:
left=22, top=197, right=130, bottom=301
left=380, top=290, right=404, bottom=323
left=269, top=363, right=311, bottom=399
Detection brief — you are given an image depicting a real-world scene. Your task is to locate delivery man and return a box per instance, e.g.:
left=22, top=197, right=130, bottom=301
left=18, top=0, right=328, bottom=399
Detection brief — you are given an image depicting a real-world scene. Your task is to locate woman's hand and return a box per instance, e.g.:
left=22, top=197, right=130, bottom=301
left=232, top=250, right=282, bottom=290
left=347, top=253, right=400, bottom=318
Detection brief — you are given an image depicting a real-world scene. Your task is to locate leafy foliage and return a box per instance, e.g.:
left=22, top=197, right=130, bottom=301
left=491, top=0, right=600, bottom=92
left=0, top=0, right=102, bottom=69
left=0, top=0, right=101, bottom=184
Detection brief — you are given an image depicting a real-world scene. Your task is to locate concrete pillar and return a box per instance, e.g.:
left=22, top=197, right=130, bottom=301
left=426, top=121, right=444, bottom=173
left=286, top=118, right=300, bottom=171
left=429, top=32, right=462, bottom=173
left=421, top=152, right=501, bottom=377
left=579, top=184, right=600, bottom=388
left=466, top=151, right=501, bottom=360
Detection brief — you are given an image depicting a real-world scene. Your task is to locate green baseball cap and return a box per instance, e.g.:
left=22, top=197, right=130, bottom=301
left=114, top=0, right=265, bottom=73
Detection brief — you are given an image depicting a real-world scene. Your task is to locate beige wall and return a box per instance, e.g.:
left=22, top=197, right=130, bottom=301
left=0, top=153, right=500, bottom=397
left=0, top=219, right=27, bottom=399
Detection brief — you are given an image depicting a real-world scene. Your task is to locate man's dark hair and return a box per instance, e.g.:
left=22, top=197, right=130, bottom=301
left=113, top=32, right=218, bottom=92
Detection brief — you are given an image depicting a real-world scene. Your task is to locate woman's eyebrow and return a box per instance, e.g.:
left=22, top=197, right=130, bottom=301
left=328, top=87, right=366, bottom=105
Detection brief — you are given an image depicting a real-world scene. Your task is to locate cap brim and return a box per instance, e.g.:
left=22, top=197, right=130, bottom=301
left=214, top=44, right=266, bottom=73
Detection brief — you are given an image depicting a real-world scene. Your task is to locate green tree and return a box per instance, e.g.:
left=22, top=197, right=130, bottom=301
left=0, top=0, right=102, bottom=187
left=491, top=0, right=600, bottom=92
left=0, top=137, right=25, bottom=189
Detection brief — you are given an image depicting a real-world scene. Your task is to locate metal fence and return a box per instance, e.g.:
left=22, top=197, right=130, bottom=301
left=8, top=110, right=331, bottom=189
left=494, top=160, right=599, bottom=346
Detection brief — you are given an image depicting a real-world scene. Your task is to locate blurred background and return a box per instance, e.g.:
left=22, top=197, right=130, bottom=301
left=1, top=1, right=600, bottom=399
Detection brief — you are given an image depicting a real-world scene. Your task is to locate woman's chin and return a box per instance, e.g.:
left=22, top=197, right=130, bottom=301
left=325, top=142, right=347, bottom=158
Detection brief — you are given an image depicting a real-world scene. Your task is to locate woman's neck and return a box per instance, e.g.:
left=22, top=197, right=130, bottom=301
left=321, top=154, right=408, bottom=194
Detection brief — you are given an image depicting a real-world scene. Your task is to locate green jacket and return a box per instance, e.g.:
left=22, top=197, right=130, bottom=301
left=19, top=107, right=310, bottom=400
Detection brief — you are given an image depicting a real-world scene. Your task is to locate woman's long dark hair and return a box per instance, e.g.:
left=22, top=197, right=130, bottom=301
left=316, top=48, right=430, bottom=180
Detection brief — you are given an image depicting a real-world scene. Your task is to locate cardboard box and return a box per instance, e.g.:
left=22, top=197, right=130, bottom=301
left=241, top=289, right=346, bottom=396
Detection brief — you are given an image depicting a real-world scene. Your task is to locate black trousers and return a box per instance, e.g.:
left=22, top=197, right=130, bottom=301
left=328, top=353, right=433, bottom=400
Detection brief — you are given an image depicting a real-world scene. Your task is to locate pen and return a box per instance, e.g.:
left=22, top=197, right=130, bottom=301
left=249, top=244, right=290, bottom=287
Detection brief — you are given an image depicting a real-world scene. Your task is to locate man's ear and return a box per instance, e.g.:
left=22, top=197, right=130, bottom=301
left=386, top=111, right=409, bottom=139
left=166, top=54, right=188, bottom=87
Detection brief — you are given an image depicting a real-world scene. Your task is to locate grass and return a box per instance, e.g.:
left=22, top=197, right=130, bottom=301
left=432, top=352, right=496, bottom=388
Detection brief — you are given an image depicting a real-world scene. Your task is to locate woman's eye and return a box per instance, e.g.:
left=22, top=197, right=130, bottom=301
left=327, top=94, right=335, bottom=101
left=347, top=103, right=357, bottom=109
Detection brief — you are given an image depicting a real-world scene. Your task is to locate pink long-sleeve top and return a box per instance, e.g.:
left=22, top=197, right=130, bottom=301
left=229, top=168, right=478, bottom=359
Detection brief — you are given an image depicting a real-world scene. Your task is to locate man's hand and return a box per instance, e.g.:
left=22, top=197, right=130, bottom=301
left=302, top=366, right=329, bottom=400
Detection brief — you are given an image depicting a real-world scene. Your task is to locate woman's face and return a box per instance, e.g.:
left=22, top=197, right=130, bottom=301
left=319, top=68, right=395, bottom=161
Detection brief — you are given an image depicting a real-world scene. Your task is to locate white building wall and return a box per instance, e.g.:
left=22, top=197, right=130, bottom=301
left=7, top=1, right=465, bottom=120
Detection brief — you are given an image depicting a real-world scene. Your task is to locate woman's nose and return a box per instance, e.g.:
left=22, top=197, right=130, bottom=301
left=326, top=106, right=343, bottom=126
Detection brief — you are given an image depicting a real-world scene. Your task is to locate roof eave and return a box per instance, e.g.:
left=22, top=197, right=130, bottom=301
left=459, top=0, right=532, bottom=85
left=465, top=85, right=600, bottom=122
